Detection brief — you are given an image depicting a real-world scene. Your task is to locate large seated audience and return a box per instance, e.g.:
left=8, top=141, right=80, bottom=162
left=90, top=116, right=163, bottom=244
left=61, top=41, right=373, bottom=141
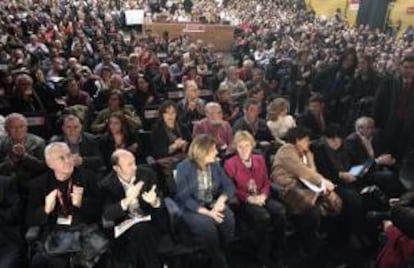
left=1, top=0, right=414, bottom=267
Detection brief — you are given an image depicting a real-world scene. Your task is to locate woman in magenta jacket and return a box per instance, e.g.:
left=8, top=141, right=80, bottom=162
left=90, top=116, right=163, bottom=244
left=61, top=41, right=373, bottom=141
left=224, top=130, right=286, bottom=266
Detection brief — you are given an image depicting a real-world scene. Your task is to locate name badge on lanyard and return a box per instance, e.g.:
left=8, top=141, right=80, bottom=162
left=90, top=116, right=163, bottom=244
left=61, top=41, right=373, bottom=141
left=57, top=215, right=73, bottom=225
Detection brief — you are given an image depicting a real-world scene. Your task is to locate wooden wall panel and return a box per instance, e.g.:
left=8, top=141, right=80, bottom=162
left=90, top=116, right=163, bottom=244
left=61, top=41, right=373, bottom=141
left=143, top=23, right=235, bottom=52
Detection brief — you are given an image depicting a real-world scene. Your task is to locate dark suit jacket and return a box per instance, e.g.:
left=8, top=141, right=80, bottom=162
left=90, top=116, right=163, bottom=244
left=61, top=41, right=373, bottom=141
left=9, top=95, right=45, bottom=113
left=344, top=132, right=384, bottom=166
left=127, top=89, right=156, bottom=118
left=232, top=116, right=273, bottom=142
left=0, top=133, right=46, bottom=189
left=374, top=76, right=414, bottom=148
left=245, top=80, right=271, bottom=96
left=174, top=159, right=235, bottom=212
left=313, top=66, right=354, bottom=103
left=98, top=166, right=162, bottom=227
left=177, top=98, right=205, bottom=132
left=298, top=111, right=329, bottom=140
left=311, top=138, right=351, bottom=185
left=352, top=71, right=380, bottom=100
left=151, top=121, right=191, bottom=159
left=152, top=74, right=177, bottom=99
left=26, top=168, right=102, bottom=228
left=50, top=132, right=104, bottom=172
left=0, top=175, right=22, bottom=246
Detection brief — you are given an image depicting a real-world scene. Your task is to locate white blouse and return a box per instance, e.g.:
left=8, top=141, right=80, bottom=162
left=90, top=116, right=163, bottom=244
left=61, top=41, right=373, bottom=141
left=267, top=115, right=296, bottom=144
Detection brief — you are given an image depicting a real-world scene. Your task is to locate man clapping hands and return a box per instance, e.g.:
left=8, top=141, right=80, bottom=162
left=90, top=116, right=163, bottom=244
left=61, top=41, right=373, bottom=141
left=98, top=149, right=163, bottom=268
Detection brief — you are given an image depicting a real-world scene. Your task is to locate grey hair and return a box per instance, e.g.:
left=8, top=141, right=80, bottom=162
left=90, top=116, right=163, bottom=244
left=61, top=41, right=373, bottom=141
left=355, top=116, right=374, bottom=131
left=44, top=142, right=70, bottom=162
left=205, top=102, right=221, bottom=113
left=5, top=113, right=27, bottom=128
left=227, top=66, right=237, bottom=75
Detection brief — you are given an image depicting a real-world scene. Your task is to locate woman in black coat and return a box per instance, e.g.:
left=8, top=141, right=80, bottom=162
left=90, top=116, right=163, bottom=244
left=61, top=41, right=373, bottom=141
left=98, top=112, right=141, bottom=170
left=151, top=100, right=190, bottom=196
left=151, top=100, right=191, bottom=159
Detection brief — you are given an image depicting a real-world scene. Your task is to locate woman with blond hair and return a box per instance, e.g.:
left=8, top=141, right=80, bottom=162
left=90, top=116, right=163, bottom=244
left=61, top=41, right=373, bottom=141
left=174, top=134, right=235, bottom=268
left=266, top=97, right=296, bottom=145
left=224, top=130, right=286, bottom=266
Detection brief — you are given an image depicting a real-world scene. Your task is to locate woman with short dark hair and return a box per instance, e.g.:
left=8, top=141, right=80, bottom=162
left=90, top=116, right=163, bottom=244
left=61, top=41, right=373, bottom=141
left=311, top=124, right=369, bottom=251
left=99, top=112, right=141, bottom=170
left=151, top=100, right=190, bottom=196
left=151, top=100, right=190, bottom=159
left=271, top=126, right=342, bottom=256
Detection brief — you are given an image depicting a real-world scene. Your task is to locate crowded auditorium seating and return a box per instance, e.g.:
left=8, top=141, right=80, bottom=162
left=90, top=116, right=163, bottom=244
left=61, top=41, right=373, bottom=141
left=1, top=0, right=414, bottom=267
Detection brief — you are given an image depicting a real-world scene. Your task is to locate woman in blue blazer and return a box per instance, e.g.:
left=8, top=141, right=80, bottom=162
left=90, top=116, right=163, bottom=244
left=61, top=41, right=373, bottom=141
left=174, top=134, right=235, bottom=268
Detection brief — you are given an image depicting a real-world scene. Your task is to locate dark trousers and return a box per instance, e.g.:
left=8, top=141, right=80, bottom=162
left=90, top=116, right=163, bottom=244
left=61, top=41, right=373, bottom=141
left=239, top=198, right=286, bottom=264
left=30, top=252, right=70, bottom=268
left=366, top=169, right=405, bottom=198
left=0, top=243, right=23, bottom=268
left=117, top=222, right=161, bottom=268
left=182, top=207, right=235, bottom=268
left=289, top=85, right=309, bottom=115
left=326, top=186, right=366, bottom=247
left=291, top=206, right=322, bottom=254
left=336, top=186, right=364, bottom=235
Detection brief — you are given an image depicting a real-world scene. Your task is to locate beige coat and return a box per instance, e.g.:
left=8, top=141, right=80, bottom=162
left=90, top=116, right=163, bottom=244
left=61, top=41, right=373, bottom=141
left=271, top=143, right=323, bottom=190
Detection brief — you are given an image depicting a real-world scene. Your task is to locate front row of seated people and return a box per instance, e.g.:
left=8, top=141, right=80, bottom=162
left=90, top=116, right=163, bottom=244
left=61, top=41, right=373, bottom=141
left=0, top=115, right=409, bottom=268
left=26, top=142, right=164, bottom=268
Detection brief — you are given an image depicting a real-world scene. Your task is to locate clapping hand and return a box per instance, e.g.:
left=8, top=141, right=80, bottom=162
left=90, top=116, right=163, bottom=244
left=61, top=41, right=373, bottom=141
left=72, top=154, right=83, bottom=167
left=127, top=181, right=144, bottom=201
left=256, top=194, right=267, bottom=206
left=44, top=189, right=58, bottom=214
left=121, top=181, right=144, bottom=209
left=142, top=185, right=160, bottom=208
left=71, top=185, right=84, bottom=208
left=12, top=143, right=26, bottom=156
left=11, top=143, right=26, bottom=160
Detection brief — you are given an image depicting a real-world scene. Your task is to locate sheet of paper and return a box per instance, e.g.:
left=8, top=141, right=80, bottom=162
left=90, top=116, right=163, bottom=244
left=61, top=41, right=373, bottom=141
left=299, top=178, right=326, bottom=193
left=114, top=215, right=151, bottom=238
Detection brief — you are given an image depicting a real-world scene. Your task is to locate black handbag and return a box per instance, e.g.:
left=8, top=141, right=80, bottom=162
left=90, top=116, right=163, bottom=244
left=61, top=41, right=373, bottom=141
left=73, top=224, right=110, bottom=268
left=43, top=224, right=109, bottom=268
left=44, top=229, right=82, bottom=256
